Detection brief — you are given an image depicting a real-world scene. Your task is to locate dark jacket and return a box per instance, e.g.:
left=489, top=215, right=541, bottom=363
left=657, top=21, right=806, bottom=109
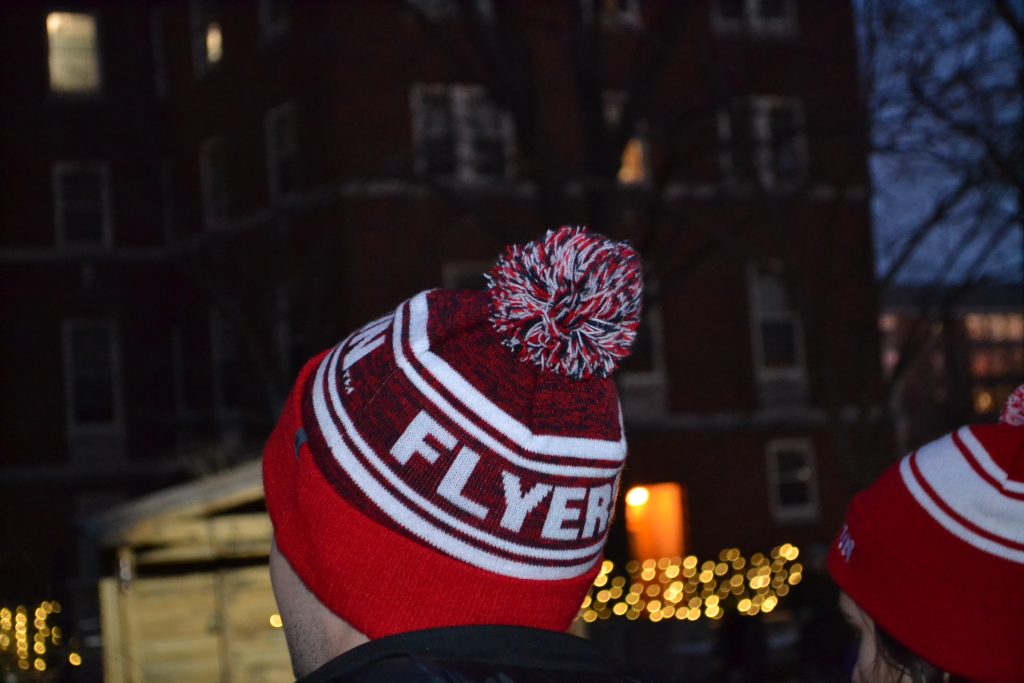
left=297, top=625, right=648, bottom=683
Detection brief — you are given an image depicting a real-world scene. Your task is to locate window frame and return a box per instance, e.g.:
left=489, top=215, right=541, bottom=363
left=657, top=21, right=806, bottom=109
left=765, top=437, right=819, bottom=522
left=406, top=0, right=495, bottom=23
left=594, top=0, right=643, bottom=30
left=265, top=102, right=298, bottom=205
left=711, top=0, right=798, bottom=37
left=199, top=137, right=229, bottom=229
left=748, top=263, right=807, bottom=381
left=441, top=260, right=494, bottom=290
left=209, top=307, right=244, bottom=420
left=258, top=0, right=289, bottom=40
left=150, top=6, right=168, bottom=99
left=62, top=319, right=124, bottom=436
left=53, top=161, right=113, bottom=250
left=718, top=96, right=807, bottom=191
left=45, top=10, right=104, bottom=97
left=410, top=83, right=517, bottom=184
left=617, top=293, right=668, bottom=418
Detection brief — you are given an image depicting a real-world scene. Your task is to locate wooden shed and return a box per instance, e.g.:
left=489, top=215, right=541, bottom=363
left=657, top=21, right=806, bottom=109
left=88, top=461, right=291, bottom=683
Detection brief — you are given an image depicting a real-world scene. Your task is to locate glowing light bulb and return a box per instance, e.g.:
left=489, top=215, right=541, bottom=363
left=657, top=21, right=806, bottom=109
left=625, top=486, right=649, bottom=507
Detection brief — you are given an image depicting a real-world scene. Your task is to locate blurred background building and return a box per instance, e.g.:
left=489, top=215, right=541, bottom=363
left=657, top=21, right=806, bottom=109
left=0, top=0, right=1020, bottom=681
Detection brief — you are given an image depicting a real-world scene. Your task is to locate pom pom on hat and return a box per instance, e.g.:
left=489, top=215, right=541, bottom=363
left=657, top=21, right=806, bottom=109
left=1000, top=384, right=1024, bottom=427
left=486, top=225, right=643, bottom=380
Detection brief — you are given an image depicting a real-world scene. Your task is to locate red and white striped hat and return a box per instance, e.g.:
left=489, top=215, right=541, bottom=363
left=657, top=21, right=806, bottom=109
left=263, top=227, right=642, bottom=638
left=828, top=385, right=1024, bottom=683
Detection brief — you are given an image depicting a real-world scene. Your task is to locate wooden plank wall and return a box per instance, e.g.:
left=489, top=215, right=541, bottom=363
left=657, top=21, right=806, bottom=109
left=100, top=567, right=290, bottom=683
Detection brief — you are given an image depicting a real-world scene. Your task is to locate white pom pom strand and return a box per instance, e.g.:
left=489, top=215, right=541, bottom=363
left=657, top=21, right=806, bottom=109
left=486, top=226, right=643, bottom=380
left=999, top=384, right=1024, bottom=427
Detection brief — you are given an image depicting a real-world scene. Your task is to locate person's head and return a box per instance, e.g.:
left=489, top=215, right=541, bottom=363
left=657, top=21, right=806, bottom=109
left=262, top=227, right=643, bottom=676
left=838, top=591, right=970, bottom=683
left=829, top=386, right=1024, bottom=683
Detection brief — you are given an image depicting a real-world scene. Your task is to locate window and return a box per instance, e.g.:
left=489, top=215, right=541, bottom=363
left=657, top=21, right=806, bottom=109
left=411, top=84, right=516, bottom=182
left=259, top=0, right=289, bottom=38
left=265, top=103, right=298, bottom=203
left=624, top=483, right=686, bottom=560
left=210, top=309, right=244, bottom=415
left=766, top=438, right=818, bottom=522
left=712, top=0, right=797, bottom=36
left=160, top=158, right=175, bottom=239
left=879, top=313, right=902, bottom=377
left=191, top=0, right=223, bottom=75
left=965, top=312, right=1024, bottom=417
left=719, top=97, right=806, bottom=190
left=618, top=278, right=666, bottom=419
left=53, top=163, right=112, bottom=249
left=605, top=91, right=649, bottom=186
left=596, top=0, right=642, bottom=28
left=750, top=264, right=807, bottom=407
left=46, top=12, right=101, bottom=94
left=199, top=138, right=228, bottom=228
left=442, top=260, right=493, bottom=290
left=151, top=7, right=168, bottom=99
left=64, top=321, right=122, bottom=433
left=964, top=313, right=1024, bottom=343
left=406, top=0, right=494, bottom=22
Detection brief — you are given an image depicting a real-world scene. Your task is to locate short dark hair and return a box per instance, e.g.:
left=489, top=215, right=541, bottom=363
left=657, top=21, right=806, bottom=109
left=875, top=624, right=971, bottom=683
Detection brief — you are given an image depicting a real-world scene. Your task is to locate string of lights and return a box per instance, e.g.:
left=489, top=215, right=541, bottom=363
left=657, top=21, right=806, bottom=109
left=0, top=601, right=82, bottom=675
left=580, top=543, right=803, bottom=623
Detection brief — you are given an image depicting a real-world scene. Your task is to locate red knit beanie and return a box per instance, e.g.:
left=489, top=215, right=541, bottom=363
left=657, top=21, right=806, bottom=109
left=263, top=227, right=643, bottom=638
left=828, top=385, right=1024, bottom=683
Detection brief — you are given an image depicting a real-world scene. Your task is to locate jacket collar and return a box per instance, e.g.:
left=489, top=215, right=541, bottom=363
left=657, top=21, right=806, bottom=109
left=300, top=625, right=611, bottom=682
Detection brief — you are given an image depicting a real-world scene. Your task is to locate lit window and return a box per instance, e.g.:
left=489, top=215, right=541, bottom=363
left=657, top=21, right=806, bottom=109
left=750, top=264, right=807, bottom=407
left=965, top=313, right=1024, bottom=343
left=618, top=138, right=647, bottom=184
left=604, top=91, right=649, bottom=185
left=974, top=388, right=995, bottom=414
left=64, top=321, right=121, bottom=432
left=411, top=84, right=516, bottom=182
left=46, top=12, right=101, bottom=94
left=53, top=163, right=112, bottom=249
left=265, top=103, right=298, bottom=203
left=624, top=483, right=686, bottom=561
left=199, top=138, right=229, bottom=228
left=766, top=439, right=818, bottom=522
left=191, top=0, right=222, bottom=74
left=712, top=0, right=797, bottom=36
left=720, top=96, right=806, bottom=190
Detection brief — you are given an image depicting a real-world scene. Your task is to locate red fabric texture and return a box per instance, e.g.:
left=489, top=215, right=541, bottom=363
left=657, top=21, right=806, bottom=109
left=264, top=351, right=601, bottom=638
left=263, top=230, right=641, bottom=639
left=262, top=273, right=633, bottom=639
left=427, top=290, right=623, bottom=441
left=828, top=428, right=1024, bottom=683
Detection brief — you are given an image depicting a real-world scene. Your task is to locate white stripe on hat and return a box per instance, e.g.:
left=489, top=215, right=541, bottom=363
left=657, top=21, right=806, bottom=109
left=900, top=442, right=1024, bottom=564
left=404, top=291, right=627, bottom=461
left=393, top=299, right=622, bottom=478
left=958, top=426, right=1024, bottom=495
left=312, top=344, right=605, bottom=578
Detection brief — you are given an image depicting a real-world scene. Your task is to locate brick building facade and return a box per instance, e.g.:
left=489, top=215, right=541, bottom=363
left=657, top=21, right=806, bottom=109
left=0, top=0, right=876, bottom=666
